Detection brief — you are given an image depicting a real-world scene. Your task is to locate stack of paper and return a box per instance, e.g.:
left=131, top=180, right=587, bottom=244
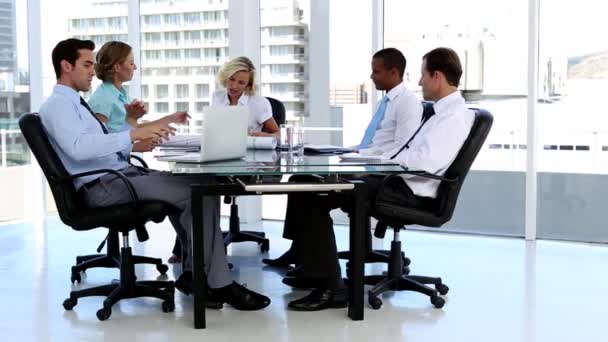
left=158, top=134, right=200, bottom=148
left=247, top=136, right=277, bottom=150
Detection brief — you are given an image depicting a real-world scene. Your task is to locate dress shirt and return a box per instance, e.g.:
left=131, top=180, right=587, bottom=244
left=359, top=82, right=422, bottom=155
left=39, top=84, right=132, bottom=190
left=212, top=89, right=273, bottom=133
left=387, top=90, right=474, bottom=198
left=88, top=81, right=132, bottom=133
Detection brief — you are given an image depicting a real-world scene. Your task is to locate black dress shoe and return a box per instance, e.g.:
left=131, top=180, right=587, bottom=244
left=285, top=265, right=304, bottom=278
left=210, top=281, right=271, bottom=311
left=261, top=247, right=296, bottom=267
left=174, top=271, right=224, bottom=309
left=282, top=276, right=325, bottom=289
left=167, top=254, right=181, bottom=264
left=288, top=288, right=348, bottom=311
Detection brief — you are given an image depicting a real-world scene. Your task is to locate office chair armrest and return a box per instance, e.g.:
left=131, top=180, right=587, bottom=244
left=59, top=169, right=140, bottom=207
left=380, top=172, right=458, bottom=187
left=129, top=154, right=149, bottom=169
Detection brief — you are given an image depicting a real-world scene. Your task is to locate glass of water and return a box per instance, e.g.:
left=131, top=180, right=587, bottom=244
left=290, top=124, right=304, bottom=155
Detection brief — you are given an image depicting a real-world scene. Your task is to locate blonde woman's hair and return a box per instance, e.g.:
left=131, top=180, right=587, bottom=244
left=217, top=56, right=257, bottom=95
left=94, top=41, right=132, bottom=82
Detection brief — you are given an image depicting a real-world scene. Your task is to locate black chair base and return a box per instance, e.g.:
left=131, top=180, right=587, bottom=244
left=63, top=246, right=175, bottom=321
left=338, top=220, right=411, bottom=273
left=365, top=240, right=449, bottom=310
left=72, top=232, right=168, bottom=283
left=223, top=231, right=270, bottom=253
left=339, top=250, right=411, bottom=274
left=222, top=200, right=270, bottom=253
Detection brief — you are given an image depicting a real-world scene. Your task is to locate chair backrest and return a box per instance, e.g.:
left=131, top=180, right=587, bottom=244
left=265, top=97, right=286, bottom=126
left=376, top=108, right=493, bottom=227
left=19, top=113, right=86, bottom=226
left=432, top=108, right=493, bottom=223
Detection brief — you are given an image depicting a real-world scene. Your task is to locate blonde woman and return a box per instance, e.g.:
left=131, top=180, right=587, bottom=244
left=212, top=56, right=279, bottom=137
left=168, top=57, right=281, bottom=263
left=89, top=41, right=189, bottom=152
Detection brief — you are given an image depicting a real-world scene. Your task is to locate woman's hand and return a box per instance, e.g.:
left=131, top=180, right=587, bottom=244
left=164, top=111, right=190, bottom=125
left=125, top=100, right=147, bottom=120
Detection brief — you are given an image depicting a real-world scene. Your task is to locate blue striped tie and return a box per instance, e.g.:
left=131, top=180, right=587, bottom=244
left=359, top=95, right=389, bottom=149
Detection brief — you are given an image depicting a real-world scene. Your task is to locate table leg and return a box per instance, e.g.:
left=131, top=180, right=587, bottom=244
left=192, top=186, right=207, bottom=329
left=348, top=182, right=366, bottom=321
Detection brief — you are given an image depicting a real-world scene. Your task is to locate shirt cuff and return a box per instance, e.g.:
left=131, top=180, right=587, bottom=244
left=117, top=129, right=132, bottom=150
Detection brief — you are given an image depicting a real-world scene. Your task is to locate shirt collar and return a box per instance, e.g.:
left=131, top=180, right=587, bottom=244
left=433, top=90, right=465, bottom=115
left=385, top=81, right=406, bottom=101
left=102, top=81, right=128, bottom=102
left=221, top=90, right=250, bottom=106
left=53, top=84, right=81, bottom=105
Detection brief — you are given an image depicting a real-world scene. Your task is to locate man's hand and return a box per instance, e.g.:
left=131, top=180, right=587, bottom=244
left=132, top=138, right=160, bottom=152
left=162, top=111, right=190, bottom=125
left=130, top=121, right=175, bottom=142
left=125, top=100, right=147, bottom=120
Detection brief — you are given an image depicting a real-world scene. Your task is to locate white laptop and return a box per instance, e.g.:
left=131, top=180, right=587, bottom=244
left=160, top=106, right=249, bottom=163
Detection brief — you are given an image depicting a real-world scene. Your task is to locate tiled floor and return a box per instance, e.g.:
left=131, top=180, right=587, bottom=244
left=0, top=216, right=607, bottom=341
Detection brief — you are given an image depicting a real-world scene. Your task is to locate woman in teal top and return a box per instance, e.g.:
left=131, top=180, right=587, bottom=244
left=89, top=41, right=189, bottom=152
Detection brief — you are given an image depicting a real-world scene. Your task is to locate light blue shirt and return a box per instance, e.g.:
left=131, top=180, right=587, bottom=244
left=39, top=84, right=133, bottom=190
left=88, top=81, right=131, bottom=132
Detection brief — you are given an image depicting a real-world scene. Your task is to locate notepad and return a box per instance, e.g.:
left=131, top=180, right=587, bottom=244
left=338, top=152, right=393, bottom=163
left=304, top=145, right=354, bottom=155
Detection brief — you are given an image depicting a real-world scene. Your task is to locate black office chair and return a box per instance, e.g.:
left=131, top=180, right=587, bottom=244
left=71, top=153, right=168, bottom=284
left=19, top=113, right=177, bottom=321
left=338, top=102, right=436, bottom=273
left=222, top=96, right=286, bottom=252
left=364, top=108, right=493, bottom=310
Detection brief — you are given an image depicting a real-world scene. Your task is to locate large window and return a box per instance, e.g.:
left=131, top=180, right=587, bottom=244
left=536, top=0, right=608, bottom=242
left=141, top=0, right=230, bottom=134
left=385, top=0, right=528, bottom=236
left=329, top=0, right=373, bottom=148
left=0, top=0, right=30, bottom=221
left=260, top=0, right=310, bottom=122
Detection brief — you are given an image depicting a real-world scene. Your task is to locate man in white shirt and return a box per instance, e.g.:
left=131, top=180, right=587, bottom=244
left=358, top=48, right=423, bottom=155
left=262, top=47, right=422, bottom=268
left=283, top=47, right=474, bottom=311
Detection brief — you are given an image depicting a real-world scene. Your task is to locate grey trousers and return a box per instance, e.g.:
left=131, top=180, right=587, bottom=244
left=81, top=166, right=231, bottom=288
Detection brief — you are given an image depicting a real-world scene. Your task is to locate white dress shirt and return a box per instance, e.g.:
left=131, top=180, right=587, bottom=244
left=359, top=82, right=422, bottom=155
left=387, top=90, right=474, bottom=198
left=212, top=89, right=273, bottom=133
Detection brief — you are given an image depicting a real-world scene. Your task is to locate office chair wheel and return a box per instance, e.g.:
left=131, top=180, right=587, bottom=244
left=156, top=264, right=169, bottom=275
left=430, top=295, right=445, bottom=309
left=435, top=283, right=449, bottom=295
left=162, top=300, right=175, bottom=313
left=228, top=262, right=234, bottom=270
left=96, top=307, right=112, bottom=321
left=368, top=295, right=383, bottom=310
left=260, top=240, right=270, bottom=253
left=70, top=272, right=81, bottom=284
left=62, top=298, right=77, bottom=310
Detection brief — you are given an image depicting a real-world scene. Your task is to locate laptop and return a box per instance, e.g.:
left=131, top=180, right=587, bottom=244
left=160, top=106, right=249, bottom=163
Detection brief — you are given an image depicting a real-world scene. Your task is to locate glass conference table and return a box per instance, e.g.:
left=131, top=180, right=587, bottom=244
left=167, top=150, right=407, bottom=329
